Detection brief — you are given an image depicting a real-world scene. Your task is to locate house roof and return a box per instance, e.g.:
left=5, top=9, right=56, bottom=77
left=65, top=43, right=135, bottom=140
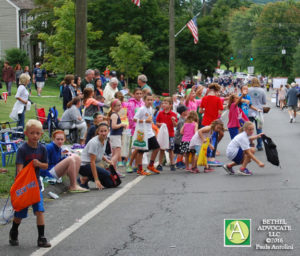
left=8, top=0, right=35, bottom=10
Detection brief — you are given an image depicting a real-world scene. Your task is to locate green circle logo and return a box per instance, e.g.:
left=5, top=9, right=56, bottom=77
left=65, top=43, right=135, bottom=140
left=226, top=221, right=249, bottom=244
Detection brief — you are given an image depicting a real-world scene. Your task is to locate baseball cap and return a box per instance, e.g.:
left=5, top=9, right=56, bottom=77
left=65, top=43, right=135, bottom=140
left=177, top=105, right=188, bottom=115
left=111, top=71, right=117, bottom=77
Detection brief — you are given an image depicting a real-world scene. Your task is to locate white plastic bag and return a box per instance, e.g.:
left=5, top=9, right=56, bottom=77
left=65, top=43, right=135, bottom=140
left=132, top=121, right=148, bottom=150
left=157, top=123, right=169, bottom=150
left=121, top=129, right=131, bottom=157
left=256, top=111, right=264, bottom=129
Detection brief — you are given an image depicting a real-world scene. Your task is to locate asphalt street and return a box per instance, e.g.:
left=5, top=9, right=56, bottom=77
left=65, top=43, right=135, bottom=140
left=1, top=93, right=300, bottom=256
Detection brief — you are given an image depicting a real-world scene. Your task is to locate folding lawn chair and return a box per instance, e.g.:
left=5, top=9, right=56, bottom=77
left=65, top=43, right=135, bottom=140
left=34, top=104, right=50, bottom=143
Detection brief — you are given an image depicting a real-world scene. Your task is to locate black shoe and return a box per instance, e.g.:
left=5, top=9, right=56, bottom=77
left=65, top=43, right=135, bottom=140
left=37, top=237, right=51, bottom=248
left=9, top=229, right=19, bottom=246
left=257, top=147, right=263, bottom=151
left=170, top=165, right=176, bottom=171
left=77, top=177, right=89, bottom=189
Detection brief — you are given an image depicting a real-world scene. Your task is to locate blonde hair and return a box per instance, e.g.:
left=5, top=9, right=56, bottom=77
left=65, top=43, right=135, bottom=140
left=19, top=73, right=31, bottom=85
left=25, top=119, right=43, bottom=131
left=240, top=121, right=254, bottom=132
left=185, top=110, right=199, bottom=123
left=163, top=97, right=173, bottom=105
left=251, top=78, right=260, bottom=87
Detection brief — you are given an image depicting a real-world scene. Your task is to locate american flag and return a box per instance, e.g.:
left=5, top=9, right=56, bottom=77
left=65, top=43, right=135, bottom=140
left=132, top=0, right=140, bottom=7
left=187, top=18, right=198, bottom=44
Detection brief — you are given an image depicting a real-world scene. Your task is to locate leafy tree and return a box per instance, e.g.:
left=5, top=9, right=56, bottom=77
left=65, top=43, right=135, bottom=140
left=292, top=44, right=300, bottom=77
left=38, top=0, right=102, bottom=74
left=110, top=32, right=153, bottom=83
left=252, top=1, right=300, bottom=76
left=5, top=48, right=30, bottom=67
left=228, top=5, right=263, bottom=70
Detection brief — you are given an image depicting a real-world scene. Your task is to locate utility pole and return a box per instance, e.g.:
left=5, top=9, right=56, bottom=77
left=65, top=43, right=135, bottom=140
left=169, top=0, right=176, bottom=95
left=75, top=0, right=87, bottom=78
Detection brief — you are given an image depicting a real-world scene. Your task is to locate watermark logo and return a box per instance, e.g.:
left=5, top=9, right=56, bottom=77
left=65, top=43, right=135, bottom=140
left=224, top=219, right=251, bottom=247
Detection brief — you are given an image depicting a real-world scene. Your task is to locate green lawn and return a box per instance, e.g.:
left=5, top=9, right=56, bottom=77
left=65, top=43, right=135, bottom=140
left=0, top=78, right=63, bottom=196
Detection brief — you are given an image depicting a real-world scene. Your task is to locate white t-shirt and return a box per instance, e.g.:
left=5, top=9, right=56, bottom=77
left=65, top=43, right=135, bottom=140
left=134, top=106, right=154, bottom=138
left=15, top=84, right=29, bottom=105
left=189, top=130, right=212, bottom=149
left=226, top=131, right=250, bottom=160
left=81, top=136, right=107, bottom=165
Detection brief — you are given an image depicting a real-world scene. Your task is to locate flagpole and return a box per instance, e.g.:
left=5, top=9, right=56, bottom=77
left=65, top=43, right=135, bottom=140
left=174, top=10, right=203, bottom=38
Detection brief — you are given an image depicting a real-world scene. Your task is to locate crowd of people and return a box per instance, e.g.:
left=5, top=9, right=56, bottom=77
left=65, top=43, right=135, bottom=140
left=7, top=64, right=300, bottom=248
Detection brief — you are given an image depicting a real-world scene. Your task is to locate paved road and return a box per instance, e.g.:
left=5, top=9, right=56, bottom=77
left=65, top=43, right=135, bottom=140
left=1, top=95, right=300, bottom=256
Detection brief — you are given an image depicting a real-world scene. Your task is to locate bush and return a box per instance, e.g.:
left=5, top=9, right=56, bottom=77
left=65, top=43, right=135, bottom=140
left=5, top=48, right=30, bottom=68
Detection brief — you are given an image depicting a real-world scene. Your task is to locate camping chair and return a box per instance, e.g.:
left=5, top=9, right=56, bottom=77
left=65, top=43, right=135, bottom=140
left=0, top=129, right=23, bottom=167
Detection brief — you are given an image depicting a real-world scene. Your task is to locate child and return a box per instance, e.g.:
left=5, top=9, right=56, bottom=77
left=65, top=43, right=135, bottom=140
left=85, top=112, right=105, bottom=145
left=174, top=105, right=188, bottom=169
left=189, top=120, right=224, bottom=173
left=179, top=111, right=199, bottom=171
left=108, top=99, right=127, bottom=171
left=126, top=88, right=144, bottom=173
left=9, top=120, right=51, bottom=247
left=156, top=97, right=178, bottom=171
left=153, top=95, right=161, bottom=108
left=134, top=94, right=160, bottom=175
left=223, top=121, right=264, bottom=175
left=227, top=92, right=249, bottom=139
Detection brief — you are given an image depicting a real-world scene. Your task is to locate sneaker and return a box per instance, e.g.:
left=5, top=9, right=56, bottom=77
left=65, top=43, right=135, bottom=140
left=170, top=165, right=176, bottom=171
left=156, top=165, right=163, bottom=171
left=207, top=160, right=223, bottom=167
left=132, top=167, right=138, bottom=173
left=147, top=165, right=160, bottom=174
left=126, top=165, right=133, bottom=173
left=77, top=177, right=90, bottom=189
left=117, top=161, right=124, bottom=167
left=238, top=168, right=253, bottom=176
left=191, top=167, right=200, bottom=173
left=293, top=118, right=296, bottom=123
left=180, top=162, right=186, bottom=169
left=175, top=162, right=181, bottom=168
left=185, top=167, right=191, bottom=172
left=222, top=165, right=235, bottom=175
left=204, top=167, right=215, bottom=173
left=9, top=229, right=19, bottom=246
left=290, top=118, right=293, bottom=123
left=37, top=237, right=51, bottom=248
left=137, top=169, right=151, bottom=176
left=117, top=171, right=126, bottom=178
left=257, top=147, right=263, bottom=151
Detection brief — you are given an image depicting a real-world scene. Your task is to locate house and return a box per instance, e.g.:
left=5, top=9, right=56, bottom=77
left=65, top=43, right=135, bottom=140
left=0, top=0, right=38, bottom=67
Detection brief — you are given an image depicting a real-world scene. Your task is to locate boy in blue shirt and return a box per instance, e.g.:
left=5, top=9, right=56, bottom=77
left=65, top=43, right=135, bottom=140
left=9, top=120, right=51, bottom=248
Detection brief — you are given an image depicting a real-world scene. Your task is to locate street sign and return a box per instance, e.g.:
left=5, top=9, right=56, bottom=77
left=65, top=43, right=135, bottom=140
left=248, top=66, right=254, bottom=74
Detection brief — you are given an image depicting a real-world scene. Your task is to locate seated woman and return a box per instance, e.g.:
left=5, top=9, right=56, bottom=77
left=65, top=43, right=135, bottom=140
left=78, top=123, right=115, bottom=190
left=59, top=97, right=87, bottom=145
left=40, top=130, right=89, bottom=192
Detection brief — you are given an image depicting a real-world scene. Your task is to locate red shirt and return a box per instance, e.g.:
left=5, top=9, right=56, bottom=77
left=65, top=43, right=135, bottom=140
left=156, top=110, right=178, bottom=137
left=200, top=95, right=223, bottom=126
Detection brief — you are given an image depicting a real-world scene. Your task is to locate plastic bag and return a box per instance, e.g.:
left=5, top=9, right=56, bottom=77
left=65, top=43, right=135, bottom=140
left=0, top=196, right=14, bottom=225
left=255, top=111, right=264, bottom=129
left=132, top=122, right=148, bottom=150
left=197, top=138, right=209, bottom=166
left=121, top=129, right=131, bottom=157
left=157, top=123, right=169, bottom=150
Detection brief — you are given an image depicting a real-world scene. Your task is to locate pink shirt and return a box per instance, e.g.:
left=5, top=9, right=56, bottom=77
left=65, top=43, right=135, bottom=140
left=182, top=122, right=196, bottom=141
left=185, top=99, right=201, bottom=112
left=227, top=103, right=249, bottom=128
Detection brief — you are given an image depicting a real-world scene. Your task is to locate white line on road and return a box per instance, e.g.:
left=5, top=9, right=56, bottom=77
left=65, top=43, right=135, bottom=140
left=31, top=176, right=145, bottom=256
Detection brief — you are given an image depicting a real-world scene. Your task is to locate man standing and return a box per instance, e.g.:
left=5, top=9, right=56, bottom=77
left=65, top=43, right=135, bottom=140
left=137, top=74, right=152, bottom=93
left=2, top=61, right=15, bottom=96
left=80, top=69, right=95, bottom=92
left=33, top=62, right=47, bottom=96
left=287, top=82, right=300, bottom=123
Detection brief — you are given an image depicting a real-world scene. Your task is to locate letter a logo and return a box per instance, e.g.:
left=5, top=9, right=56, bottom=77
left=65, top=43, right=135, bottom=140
left=224, top=219, right=251, bottom=247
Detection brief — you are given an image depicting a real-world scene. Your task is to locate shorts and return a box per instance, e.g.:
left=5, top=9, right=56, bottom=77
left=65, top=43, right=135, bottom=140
left=49, top=167, right=59, bottom=179
left=289, top=105, right=297, bottom=111
left=232, top=147, right=244, bottom=165
left=36, top=82, right=45, bottom=88
left=110, top=135, right=122, bottom=148
left=189, top=145, right=201, bottom=155
left=174, top=143, right=181, bottom=154
left=179, top=141, right=191, bottom=154
left=14, top=190, right=44, bottom=219
left=138, top=136, right=160, bottom=153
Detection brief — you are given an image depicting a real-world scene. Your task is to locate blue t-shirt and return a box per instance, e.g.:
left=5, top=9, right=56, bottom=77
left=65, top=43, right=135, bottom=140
left=16, top=142, right=48, bottom=188
left=239, top=94, right=252, bottom=117
left=34, top=68, right=46, bottom=82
